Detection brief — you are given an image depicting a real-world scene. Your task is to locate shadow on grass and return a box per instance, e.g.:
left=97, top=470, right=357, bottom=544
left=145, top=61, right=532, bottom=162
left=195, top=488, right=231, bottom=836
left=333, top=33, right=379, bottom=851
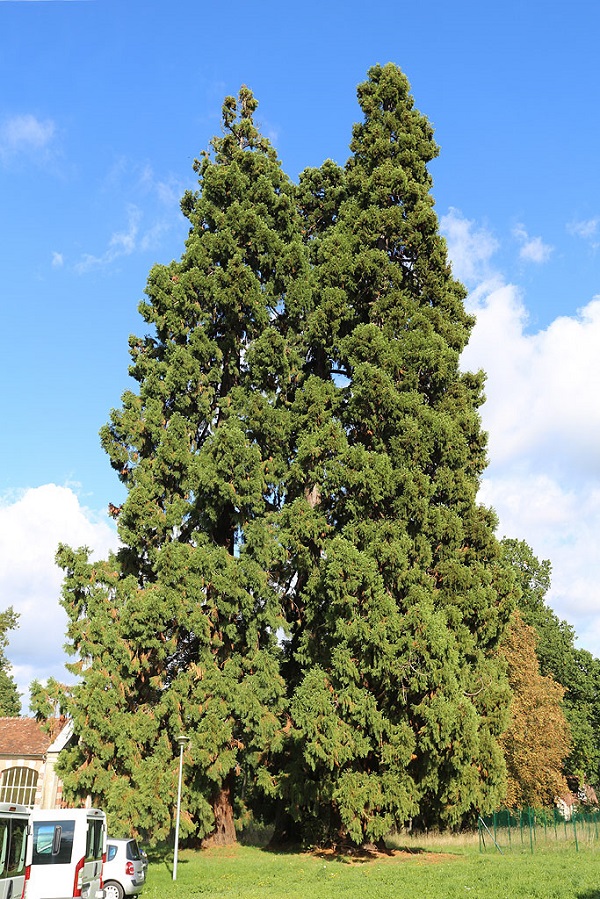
left=143, top=842, right=193, bottom=877
left=262, top=840, right=434, bottom=865
left=144, top=834, right=451, bottom=871
left=577, top=893, right=600, bottom=899
left=144, top=844, right=174, bottom=864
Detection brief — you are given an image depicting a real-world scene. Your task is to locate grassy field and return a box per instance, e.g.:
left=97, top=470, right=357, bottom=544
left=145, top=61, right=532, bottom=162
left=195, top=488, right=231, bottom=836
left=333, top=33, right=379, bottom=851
left=140, top=838, right=600, bottom=899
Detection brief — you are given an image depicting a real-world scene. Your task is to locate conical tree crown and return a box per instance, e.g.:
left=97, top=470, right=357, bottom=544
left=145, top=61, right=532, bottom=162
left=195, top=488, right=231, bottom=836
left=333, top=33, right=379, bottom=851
left=57, top=89, right=309, bottom=842
left=278, top=63, right=514, bottom=843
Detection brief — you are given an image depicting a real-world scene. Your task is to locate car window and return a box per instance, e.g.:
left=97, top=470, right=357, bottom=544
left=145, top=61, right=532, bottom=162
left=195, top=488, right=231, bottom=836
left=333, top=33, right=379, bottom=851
left=126, top=840, right=141, bottom=861
left=107, top=844, right=118, bottom=862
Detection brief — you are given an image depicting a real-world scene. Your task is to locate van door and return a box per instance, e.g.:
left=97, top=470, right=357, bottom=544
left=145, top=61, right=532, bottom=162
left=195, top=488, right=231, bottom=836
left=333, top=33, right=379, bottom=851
left=28, top=817, right=77, bottom=897
left=79, top=816, right=105, bottom=898
left=0, top=815, right=28, bottom=899
left=26, top=809, right=106, bottom=899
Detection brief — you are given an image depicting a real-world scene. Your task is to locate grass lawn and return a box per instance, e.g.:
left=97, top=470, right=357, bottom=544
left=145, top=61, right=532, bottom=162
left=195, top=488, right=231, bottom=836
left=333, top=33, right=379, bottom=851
left=141, top=840, right=600, bottom=899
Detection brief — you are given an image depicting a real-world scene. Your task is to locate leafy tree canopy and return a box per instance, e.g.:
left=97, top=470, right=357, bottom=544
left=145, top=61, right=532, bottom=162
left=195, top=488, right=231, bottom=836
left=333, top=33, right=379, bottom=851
left=502, top=538, right=600, bottom=788
left=0, top=607, right=20, bottom=717
left=500, top=612, right=570, bottom=808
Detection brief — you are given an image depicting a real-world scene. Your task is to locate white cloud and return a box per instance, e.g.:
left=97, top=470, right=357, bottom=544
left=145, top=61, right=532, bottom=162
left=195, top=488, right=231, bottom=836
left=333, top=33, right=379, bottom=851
left=568, top=218, right=599, bottom=240
left=138, top=163, right=184, bottom=209
left=463, top=287, right=600, bottom=474
left=479, top=473, right=600, bottom=652
left=568, top=218, right=600, bottom=251
left=0, top=114, right=56, bottom=162
left=51, top=251, right=64, bottom=268
left=459, top=273, right=600, bottom=654
left=0, top=485, right=118, bottom=710
left=441, top=207, right=500, bottom=286
left=513, top=223, right=553, bottom=263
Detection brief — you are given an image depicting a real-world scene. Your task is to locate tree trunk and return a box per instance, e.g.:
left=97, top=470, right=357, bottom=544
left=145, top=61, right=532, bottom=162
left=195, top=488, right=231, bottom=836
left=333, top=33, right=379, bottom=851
left=267, top=803, right=303, bottom=850
left=201, top=773, right=237, bottom=847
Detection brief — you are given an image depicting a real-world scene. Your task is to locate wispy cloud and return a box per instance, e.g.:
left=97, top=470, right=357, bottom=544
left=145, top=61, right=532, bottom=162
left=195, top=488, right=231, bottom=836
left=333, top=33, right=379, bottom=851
left=440, top=207, right=500, bottom=286
left=0, top=114, right=56, bottom=162
left=75, top=205, right=142, bottom=273
left=138, top=162, right=184, bottom=208
left=75, top=160, right=186, bottom=273
left=568, top=218, right=599, bottom=249
left=513, top=223, right=553, bottom=263
left=51, top=251, right=64, bottom=268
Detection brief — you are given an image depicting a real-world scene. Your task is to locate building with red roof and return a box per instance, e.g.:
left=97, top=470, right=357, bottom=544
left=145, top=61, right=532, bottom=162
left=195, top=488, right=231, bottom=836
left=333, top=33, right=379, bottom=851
left=0, top=717, right=72, bottom=808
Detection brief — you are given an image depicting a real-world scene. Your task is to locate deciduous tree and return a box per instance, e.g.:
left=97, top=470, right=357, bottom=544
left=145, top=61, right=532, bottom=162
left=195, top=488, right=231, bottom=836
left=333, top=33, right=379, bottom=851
left=500, top=612, right=570, bottom=808
left=503, top=538, right=600, bottom=789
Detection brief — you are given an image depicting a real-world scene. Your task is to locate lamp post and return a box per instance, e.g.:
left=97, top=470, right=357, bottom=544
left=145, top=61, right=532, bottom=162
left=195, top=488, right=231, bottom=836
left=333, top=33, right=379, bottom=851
left=173, top=733, right=189, bottom=881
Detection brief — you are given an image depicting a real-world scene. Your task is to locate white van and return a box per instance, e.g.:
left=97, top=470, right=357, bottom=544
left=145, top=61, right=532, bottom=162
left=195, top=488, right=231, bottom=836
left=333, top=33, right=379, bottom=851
left=0, top=802, right=29, bottom=899
left=24, top=808, right=106, bottom=899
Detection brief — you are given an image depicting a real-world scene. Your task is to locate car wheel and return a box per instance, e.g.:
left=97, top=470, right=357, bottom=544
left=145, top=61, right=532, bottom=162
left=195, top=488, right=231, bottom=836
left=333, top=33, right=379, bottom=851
left=104, top=882, right=125, bottom=899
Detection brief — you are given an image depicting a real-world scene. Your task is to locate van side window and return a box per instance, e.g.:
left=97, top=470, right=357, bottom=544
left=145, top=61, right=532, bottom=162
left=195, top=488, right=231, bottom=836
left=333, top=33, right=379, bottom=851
left=0, top=820, right=7, bottom=878
left=6, top=820, right=27, bottom=877
left=32, top=820, right=75, bottom=865
left=85, top=819, right=104, bottom=862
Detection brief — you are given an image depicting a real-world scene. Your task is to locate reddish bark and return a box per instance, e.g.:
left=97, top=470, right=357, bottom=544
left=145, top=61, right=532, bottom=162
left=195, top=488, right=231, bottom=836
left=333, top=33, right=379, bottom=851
left=201, top=774, right=236, bottom=847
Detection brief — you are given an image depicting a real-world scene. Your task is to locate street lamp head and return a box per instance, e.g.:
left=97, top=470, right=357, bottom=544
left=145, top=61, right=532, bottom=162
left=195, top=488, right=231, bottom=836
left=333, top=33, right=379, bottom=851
left=176, top=734, right=189, bottom=748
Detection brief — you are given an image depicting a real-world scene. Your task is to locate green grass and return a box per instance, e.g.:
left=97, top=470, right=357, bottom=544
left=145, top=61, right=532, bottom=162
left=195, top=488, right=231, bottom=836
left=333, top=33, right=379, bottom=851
left=140, top=839, right=600, bottom=899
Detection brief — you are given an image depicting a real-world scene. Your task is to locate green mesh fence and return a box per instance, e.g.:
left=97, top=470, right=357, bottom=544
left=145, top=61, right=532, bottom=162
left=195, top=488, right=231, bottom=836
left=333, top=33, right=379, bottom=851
left=478, top=808, right=600, bottom=853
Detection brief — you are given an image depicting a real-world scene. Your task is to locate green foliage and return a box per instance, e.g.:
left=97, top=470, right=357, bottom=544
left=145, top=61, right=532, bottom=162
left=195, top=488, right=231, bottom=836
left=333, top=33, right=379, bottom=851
left=502, top=538, right=600, bottom=788
left=55, top=88, right=304, bottom=843
left=58, top=65, right=515, bottom=848
left=0, top=607, right=20, bottom=716
left=499, top=613, right=570, bottom=807
left=30, top=677, right=71, bottom=722
left=274, top=63, right=514, bottom=843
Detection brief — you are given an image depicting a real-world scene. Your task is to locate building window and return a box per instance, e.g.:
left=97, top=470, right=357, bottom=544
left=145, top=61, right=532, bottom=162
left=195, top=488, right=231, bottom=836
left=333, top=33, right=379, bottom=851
left=0, top=766, right=38, bottom=806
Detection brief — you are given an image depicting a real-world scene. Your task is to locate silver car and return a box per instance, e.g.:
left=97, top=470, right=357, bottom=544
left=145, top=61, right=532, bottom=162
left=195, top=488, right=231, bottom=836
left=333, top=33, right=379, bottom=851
left=103, top=838, right=147, bottom=899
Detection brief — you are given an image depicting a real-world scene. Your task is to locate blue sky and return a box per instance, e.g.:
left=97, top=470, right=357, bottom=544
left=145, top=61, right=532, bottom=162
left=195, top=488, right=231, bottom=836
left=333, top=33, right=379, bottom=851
left=1, top=0, right=600, bottom=702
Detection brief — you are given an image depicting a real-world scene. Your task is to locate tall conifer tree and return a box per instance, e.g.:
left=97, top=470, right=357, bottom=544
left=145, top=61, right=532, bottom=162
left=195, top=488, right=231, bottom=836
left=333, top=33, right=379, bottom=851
left=56, top=88, right=308, bottom=843
left=275, top=63, right=514, bottom=845
left=56, top=66, right=514, bottom=848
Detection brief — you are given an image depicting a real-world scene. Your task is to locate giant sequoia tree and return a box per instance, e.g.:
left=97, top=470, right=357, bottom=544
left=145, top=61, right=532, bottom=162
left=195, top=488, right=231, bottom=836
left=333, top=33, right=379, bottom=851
left=274, top=63, right=514, bottom=844
left=56, top=88, right=307, bottom=843
left=56, top=65, right=514, bottom=847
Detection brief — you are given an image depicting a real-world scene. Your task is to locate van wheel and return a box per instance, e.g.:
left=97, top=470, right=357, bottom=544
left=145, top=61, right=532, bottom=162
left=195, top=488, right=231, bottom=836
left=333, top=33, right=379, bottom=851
left=104, top=883, right=124, bottom=899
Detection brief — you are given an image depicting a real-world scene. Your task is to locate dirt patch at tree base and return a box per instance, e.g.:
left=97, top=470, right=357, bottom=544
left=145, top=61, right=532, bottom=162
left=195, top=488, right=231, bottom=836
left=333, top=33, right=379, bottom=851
left=312, top=846, right=459, bottom=865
